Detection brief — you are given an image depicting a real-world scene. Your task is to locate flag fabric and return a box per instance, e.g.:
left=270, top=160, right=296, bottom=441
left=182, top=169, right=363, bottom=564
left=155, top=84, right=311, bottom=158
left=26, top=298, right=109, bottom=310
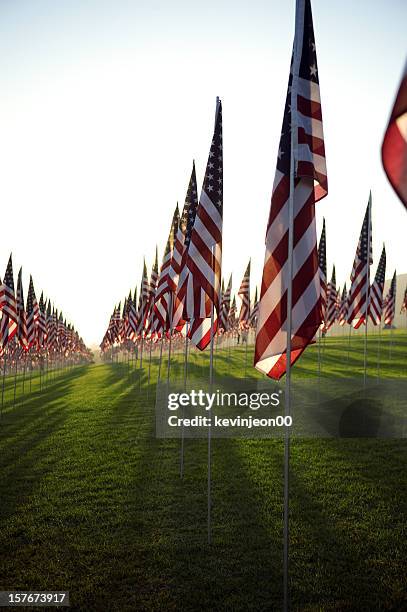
left=136, top=261, right=150, bottom=336
left=324, top=265, right=337, bottom=331
left=368, top=245, right=386, bottom=325
left=347, top=196, right=373, bottom=329
left=187, top=99, right=223, bottom=318
left=153, top=206, right=179, bottom=332
left=254, top=0, right=328, bottom=379
left=0, top=254, right=18, bottom=345
left=228, top=296, right=237, bottom=331
left=26, top=276, right=39, bottom=348
left=338, top=284, right=348, bottom=326
left=318, top=218, right=327, bottom=326
left=401, top=285, right=407, bottom=313
left=16, top=268, right=28, bottom=350
left=219, top=274, right=232, bottom=331
left=249, top=287, right=259, bottom=328
left=38, top=293, right=47, bottom=346
left=145, top=250, right=159, bottom=336
left=382, top=60, right=407, bottom=210
left=384, top=271, right=397, bottom=326
left=238, top=261, right=251, bottom=329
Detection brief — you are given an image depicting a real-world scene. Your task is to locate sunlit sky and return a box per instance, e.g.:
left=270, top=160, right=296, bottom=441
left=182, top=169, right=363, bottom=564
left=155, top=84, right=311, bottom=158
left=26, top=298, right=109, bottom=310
left=0, top=0, right=405, bottom=346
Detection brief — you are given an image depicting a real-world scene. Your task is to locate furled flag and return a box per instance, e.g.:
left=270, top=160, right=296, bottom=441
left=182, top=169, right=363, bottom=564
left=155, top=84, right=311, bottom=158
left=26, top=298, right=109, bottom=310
left=249, top=287, right=259, bottom=328
left=324, top=265, right=337, bottom=331
left=254, top=0, right=328, bottom=379
left=0, top=254, right=18, bottom=346
left=338, top=284, right=348, bottom=326
left=400, top=285, right=407, bottom=314
left=136, top=261, right=150, bottom=337
left=368, top=245, right=386, bottom=325
left=153, top=206, right=179, bottom=333
left=347, top=195, right=373, bottom=329
left=384, top=271, right=397, bottom=326
left=16, top=268, right=28, bottom=350
left=238, top=261, right=251, bottom=329
left=38, top=293, right=47, bottom=346
left=382, top=60, right=407, bottom=209
left=187, top=99, right=223, bottom=318
left=318, top=218, right=327, bottom=327
left=219, top=274, right=232, bottom=331
left=26, top=276, right=39, bottom=348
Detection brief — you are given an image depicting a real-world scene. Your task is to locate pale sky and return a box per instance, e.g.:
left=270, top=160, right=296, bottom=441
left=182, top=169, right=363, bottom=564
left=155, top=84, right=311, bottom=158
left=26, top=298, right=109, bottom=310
left=0, top=0, right=405, bottom=346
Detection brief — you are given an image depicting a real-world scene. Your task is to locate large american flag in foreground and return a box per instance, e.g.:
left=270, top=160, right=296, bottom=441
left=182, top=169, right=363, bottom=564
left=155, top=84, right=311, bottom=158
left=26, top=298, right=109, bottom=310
left=254, top=0, right=328, bottom=379
left=368, top=245, right=386, bottom=325
left=347, top=197, right=372, bottom=329
left=382, top=60, right=407, bottom=210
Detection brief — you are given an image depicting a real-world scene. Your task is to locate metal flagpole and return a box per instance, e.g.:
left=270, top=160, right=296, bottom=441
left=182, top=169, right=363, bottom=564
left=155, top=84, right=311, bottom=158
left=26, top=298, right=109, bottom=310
left=363, top=193, right=372, bottom=386
left=139, top=336, right=144, bottom=390
left=157, top=335, right=164, bottom=382
left=180, top=321, right=189, bottom=478
left=12, top=351, right=18, bottom=409
left=347, top=324, right=352, bottom=364
left=283, top=5, right=303, bottom=606
left=1, top=350, right=8, bottom=418
left=207, top=276, right=215, bottom=545
left=376, top=320, right=382, bottom=380
left=166, top=294, right=174, bottom=384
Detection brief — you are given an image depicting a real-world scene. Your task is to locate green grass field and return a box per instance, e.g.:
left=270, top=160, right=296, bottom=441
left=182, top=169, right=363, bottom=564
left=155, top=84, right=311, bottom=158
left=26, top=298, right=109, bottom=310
left=0, top=331, right=406, bottom=611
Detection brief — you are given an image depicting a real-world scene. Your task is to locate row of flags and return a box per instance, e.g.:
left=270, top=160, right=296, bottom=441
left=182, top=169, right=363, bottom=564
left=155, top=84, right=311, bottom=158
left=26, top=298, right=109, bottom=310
left=0, top=254, right=90, bottom=362
left=101, top=0, right=406, bottom=380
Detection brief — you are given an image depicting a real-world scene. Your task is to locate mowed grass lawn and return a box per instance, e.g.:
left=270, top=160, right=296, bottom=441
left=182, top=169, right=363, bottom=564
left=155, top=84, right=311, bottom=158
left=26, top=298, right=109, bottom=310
left=0, top=330, right=406, bottom=611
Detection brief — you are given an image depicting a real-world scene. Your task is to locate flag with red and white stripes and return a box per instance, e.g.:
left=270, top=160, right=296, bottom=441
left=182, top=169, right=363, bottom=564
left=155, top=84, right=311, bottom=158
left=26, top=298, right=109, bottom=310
left=16, top=268, right=28, bottom=350
left=338, top=284, right=348, bottom=326
left=368, top=245, right=386, bottom=325
left=318, top=218, right=327, bottom=327
left=219, top=274, right=232, bottom=331
left=238, top=261, right=251, bottom=329
left=249, top=287, right=259, bottom=328
left=324, top=265, right=337, bottom=331
left=136, top=261, right=150, bottom=337
left=153, top=206, right=179, bottom=333
left=145, top=250, right=159, bottom=336
left=254, top=0, right=328, bottom=379
left=0, top=255, right=18, bottom=347
left=187, top=99, right=223, bottom=319
left=26, top=275, right=39, bottom=348
left=384, top=271, right=397, bottom=326
left=382, top=60, right=407, bottom=210
left=400, top=285, right=407, bottom=313
left=347, top=196, right=373, bottom=329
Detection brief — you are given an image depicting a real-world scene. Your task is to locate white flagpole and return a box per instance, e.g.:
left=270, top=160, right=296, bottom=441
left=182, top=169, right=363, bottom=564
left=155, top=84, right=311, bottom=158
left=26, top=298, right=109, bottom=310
left=180, top=321, right=189, bottom=478
left=207, top=284, right=215, bottom=545
left=376, top=319, right=382, bottom=380
left=363, top=193, right=372, bottom=387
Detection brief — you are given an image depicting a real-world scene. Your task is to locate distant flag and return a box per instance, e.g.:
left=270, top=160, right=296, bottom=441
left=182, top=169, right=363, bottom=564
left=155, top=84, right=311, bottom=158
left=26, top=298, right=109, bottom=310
left=384, top=271, right=397, bottom=326
left=400, top=285, right=407, bottom=313
left=136, top=261, right=150, bottom=337
left=347, top=196, right=373, bottom=329
left=249, top=287, right=259, bottom=328
left=324, top=266, right=337, bottom=331
left=219, top=274, right=232, bottom=331
left=318, top=219, right=327, bottom=326
left=128, top=288, right=138, bottom=340
left=255, top=0, right=328, bottom=379
left=238, top=261, right=251, bottom=329
left=16, top=268, right=28, bottom=350
left=228, top=296, right=237, bottom=330
left=338, top=284, right=348, bottom=326
left=382, top=60, right=407, bottom=210
left=145, top=249, right=159, bottom=336
left=38, top=292, right=47, bottom=346
left=0, top=255, right=18, bottom=346
left=153, top=206, right=179, bottom=333
left=368, top=245, right=386, bottom=325
left=187, top=99, right=223, bottom=319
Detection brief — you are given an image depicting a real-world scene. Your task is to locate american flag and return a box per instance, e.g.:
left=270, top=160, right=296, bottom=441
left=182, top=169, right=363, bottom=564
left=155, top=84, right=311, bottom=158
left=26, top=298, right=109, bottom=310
left=347, top=196, right=373, bottom=329
left=187, top=99, right=223, bottom=318
left=219, top=274, right=232, bottom=331
left=228, top=296, right=237, bottom=330
left=324, top=265, right=337, bottom=331
left=338, top=284, right=348, bottom=326
left=16, top=268, right=28, bottom=350
left=136, top=261, right=150, bottom=337
left=145, top=249, right=159, bottom=336
left=368, top=245, right=386, bottom=325
left=128, top=287, right=138, bottom=340
left=382, top=60, right=407, bottom=210
left=38, top=293, right=47, bottom=346
left=153, top=206, right=179, bottom=333
left=26, top=275, right=39, bottom=348
left=172, top=162, right=199, bottom=330
left=249, top=287, right=259, bottom=328
left=384, top=271, right=397, bottom=326
left=318, top=218, right=327, bottom=326
left=254, top=0, right=328, bottom=379
left=238, top=261, right=251, bottom=329
left=0, top=254, right=18, bottom=346
left=400, top=285, right=407, bottom=314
